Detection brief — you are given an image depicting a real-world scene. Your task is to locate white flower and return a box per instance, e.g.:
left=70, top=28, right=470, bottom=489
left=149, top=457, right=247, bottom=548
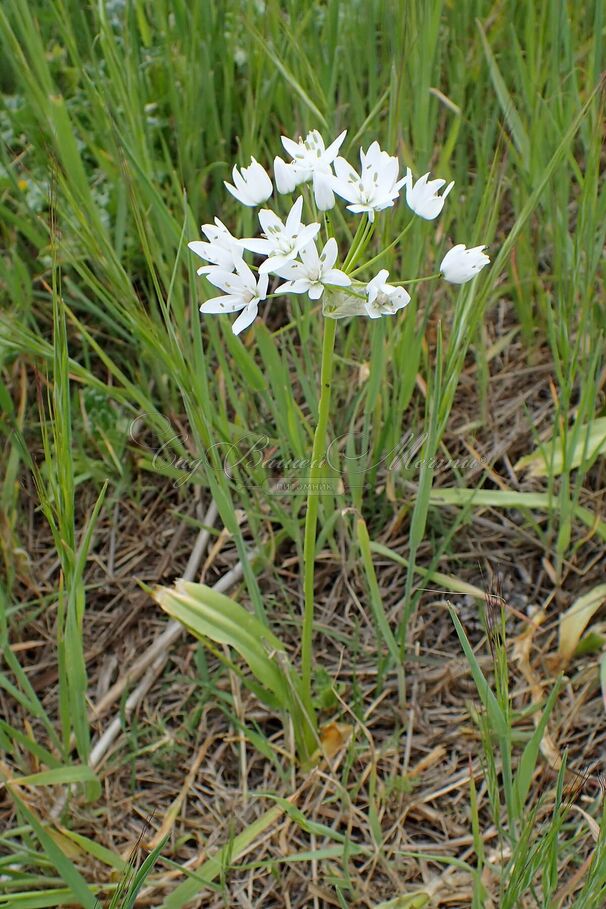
left=404, top=169, right=454, bottom=220
left=224, top=157, right=273, bottom=207
left=200, top=218, right=242, bottom=252
left=364, top=269, right=411, bottom=319
left=321, top=289, right=367, bottom=319
left=274, top=238, right=351, bottom=300
left=311, top=172, right=336, bottom=212
left=273, top=156, right=300, bottom=194
left=440, top=244, right=490, bottom=284
left=188, top=218, right=242, bottom=275
left=275, top=129, right=346, bottom=210
left=239, top=196, right=321, bottom=275
left=281, top=129, right=346, bottom=181
left=322, top=271, right=411, bottom=319
left=330, top=141, right=406, bottom=222
left=201, top=259, right=268, bottom=335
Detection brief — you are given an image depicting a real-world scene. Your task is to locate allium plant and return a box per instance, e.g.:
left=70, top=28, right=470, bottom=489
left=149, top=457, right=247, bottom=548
left=189, top=129, right=489, bottom=757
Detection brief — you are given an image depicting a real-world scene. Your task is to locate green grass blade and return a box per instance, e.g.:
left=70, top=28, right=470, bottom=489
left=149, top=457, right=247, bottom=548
left=159, top=803, right=284, bottom=908
left=6, top=791, right=97, bottom=909
left=447, top=604, right=508, bottom=739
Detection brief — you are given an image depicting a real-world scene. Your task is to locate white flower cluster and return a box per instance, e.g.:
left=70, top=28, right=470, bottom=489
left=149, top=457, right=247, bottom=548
left=189, top=129, right=490, bottom=335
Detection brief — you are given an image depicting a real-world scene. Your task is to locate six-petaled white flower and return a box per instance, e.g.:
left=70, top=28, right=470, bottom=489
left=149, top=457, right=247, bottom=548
left=188, top=218, right=243, bottom=275
left=274, top=238, right=351, bottom=300
left=201, top=259, right=269, bottom=335
left=404, top=169, right=454, bottom=220
left=364, top=270, right=411, bottom=319
left=240, top=196, right=321, bottom=274
left=224, top=157, right=273, bottom=207
left=440, top=244, right=490, bottom=284
left=330, top=142, right=406, bottom=222
left=274, top=129, right=347, bottom=211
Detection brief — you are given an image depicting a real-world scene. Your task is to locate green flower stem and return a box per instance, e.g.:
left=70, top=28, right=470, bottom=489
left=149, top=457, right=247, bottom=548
left=302, top=314, right=337, bottom=693
left=300, top=214, right=373, bottom=697
left=349, top=217, right=415, bottom=277
left=390, top=273, right=441, bottom=285
left=351, top=220, right=376, bottom=269
left=343, top=217, right=371, bottom=271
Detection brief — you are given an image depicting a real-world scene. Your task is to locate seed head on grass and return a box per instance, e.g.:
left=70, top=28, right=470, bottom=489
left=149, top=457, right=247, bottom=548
left=99, top=813, right=168, bottom=909
left=484, top=572, right=506, bottom=663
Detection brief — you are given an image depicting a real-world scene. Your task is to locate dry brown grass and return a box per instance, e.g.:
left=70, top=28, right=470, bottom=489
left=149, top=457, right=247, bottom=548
left=3, top=304, right=606, bottom=908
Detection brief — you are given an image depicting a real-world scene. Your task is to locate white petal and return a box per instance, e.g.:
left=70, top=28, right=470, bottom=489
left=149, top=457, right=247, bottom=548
left=330, top=177, right=358, bottom=203
left=231, top=165, right=247, bottom=192
left=281, top=135, right=302, bottom=158
left=275, top=278, right=311, bottom=295
left=188, top=240, right=207, bottom=257
left=210, top=217, right=231, bottom=235
left=380, top=156, right=399, bottom=186
left=272, top=260, right=304, bottom=280
left=395, top=288, right=411, bottom=308
left=333, top=156, right=359, bottom=184
left=256, top=272, right=270, bottom=298
left=258, top=208, right=283, bottom=235
left=320, top=237, right=338, bottom=269
left=324, top=268, right=351, bottom=287
left=274, top=280, right=297, bottom=295
left=233, top=258, right=257, bottom=293
left=238, top=237, right=273, bottom=255
left=312, top=171, right=335, bottom=211
left=363, top=301, right=382, bottom=319
left=201, top=294, right=246, bottom=314
left=285, top=196, right=304, bottom=234
left=440, top=244, right=465, bottom=270
left=363, top=141, right=381, bottom=164
left=246, top=158, right=273, bottom=201
left=305, top=129, right=325, bottom=151
left=197, top=262, right=236, bottom=279
left=323, top=129, right=347, bottom=161
left=232, top=301, right=259, bottom=335
left=259, top=252, right=298, bottom=274
left=366, top=269, right=389, bottom=301
left=274, top=156, right=300, bottom=193
left=224, top=181, right=251, bottom=206
left=299, top=240, right=320, bottom=270
left=189, top=241, right=236, bottom=269
left=440, top=243, right=489, bottom=283
left=294, top=222, right=321, bottom=252
left=205, top=268, right=244, bottom=292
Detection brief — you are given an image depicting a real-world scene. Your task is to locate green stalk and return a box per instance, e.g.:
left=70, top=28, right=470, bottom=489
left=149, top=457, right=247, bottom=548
left=343, top=216, right=372, bottom=270
left=349, top=216, right=414, bottom=276
left=301, top=316, right=337, bottom=693
left=300, top=217, right=369, bottom=694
